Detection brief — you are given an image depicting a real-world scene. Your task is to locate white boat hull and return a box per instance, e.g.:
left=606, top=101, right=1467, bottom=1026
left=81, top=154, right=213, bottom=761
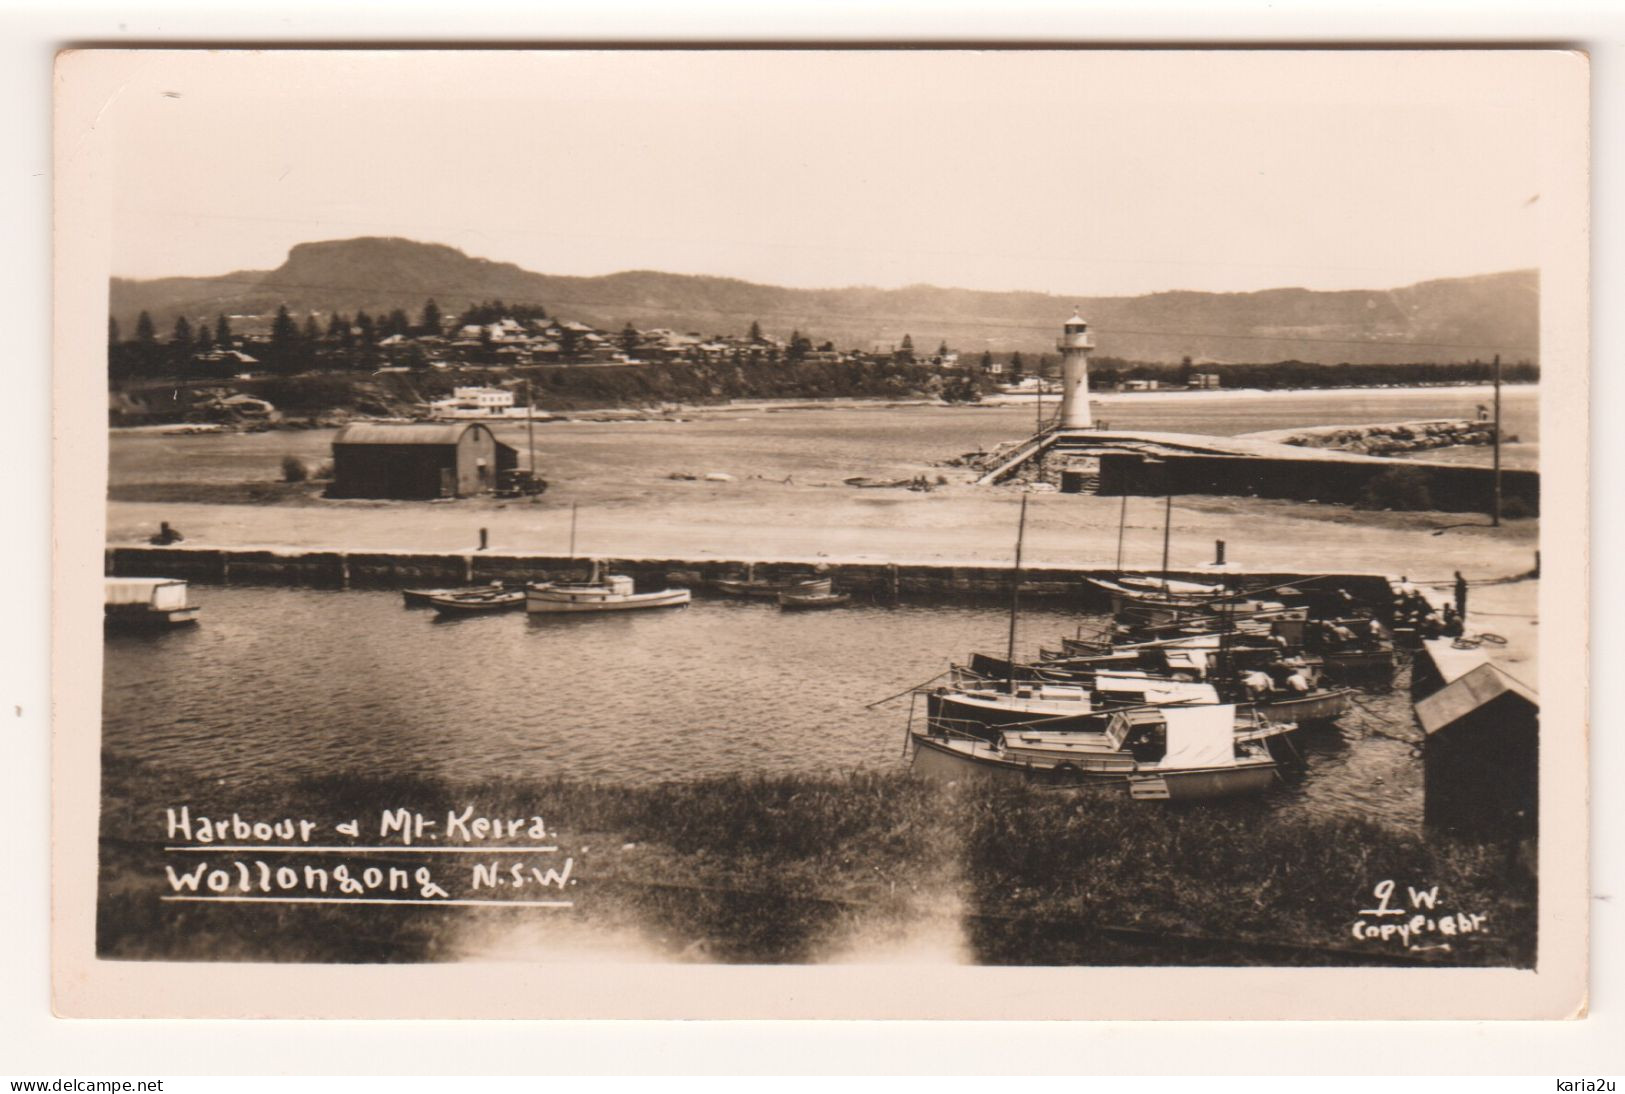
left=526, top=587, right=691, bottom=613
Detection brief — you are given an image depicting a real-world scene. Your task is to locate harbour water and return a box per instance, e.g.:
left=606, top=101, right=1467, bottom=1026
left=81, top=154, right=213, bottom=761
left=102, top=586, right=1424, bottom=828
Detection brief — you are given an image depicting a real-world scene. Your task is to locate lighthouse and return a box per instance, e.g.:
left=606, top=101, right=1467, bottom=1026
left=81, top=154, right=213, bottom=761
left=1056, top=311, right=1094, bottom=429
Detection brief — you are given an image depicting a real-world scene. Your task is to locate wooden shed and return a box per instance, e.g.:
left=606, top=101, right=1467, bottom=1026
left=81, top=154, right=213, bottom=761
left=1415, top=660, right=1539, bottom=839
left=328, top=422, right=518, bottom=499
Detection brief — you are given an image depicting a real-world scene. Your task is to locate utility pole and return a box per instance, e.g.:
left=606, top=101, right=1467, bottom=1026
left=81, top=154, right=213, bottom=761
left=1491, top=354, right=1503, bottom=527
left=525, top=377, right=537, bottom=475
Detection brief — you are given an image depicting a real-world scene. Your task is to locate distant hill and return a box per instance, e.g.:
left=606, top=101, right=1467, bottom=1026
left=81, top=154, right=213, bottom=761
left=110, top=237, right=1539, bottom=364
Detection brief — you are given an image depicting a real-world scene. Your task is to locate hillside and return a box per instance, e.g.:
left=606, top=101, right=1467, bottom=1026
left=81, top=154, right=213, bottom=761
left=110, top=237, right=1539, bottom=364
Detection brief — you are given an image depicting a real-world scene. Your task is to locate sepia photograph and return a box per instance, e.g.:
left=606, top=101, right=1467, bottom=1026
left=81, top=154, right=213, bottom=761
left=50, top=46, right=1589, bottom=1019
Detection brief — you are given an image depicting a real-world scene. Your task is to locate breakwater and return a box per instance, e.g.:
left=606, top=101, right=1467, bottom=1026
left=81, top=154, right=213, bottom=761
left=1244, top=418, right=1500, bottom=456
left=105, top=544, right=1396, bottom=605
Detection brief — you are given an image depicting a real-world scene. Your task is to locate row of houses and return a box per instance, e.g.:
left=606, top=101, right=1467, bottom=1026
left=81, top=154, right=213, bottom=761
left=189, top=309, right=975, bottom=373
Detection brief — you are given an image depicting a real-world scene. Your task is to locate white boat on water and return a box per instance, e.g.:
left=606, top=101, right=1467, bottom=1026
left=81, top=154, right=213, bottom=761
left=525, top=573, right=691, bottom=614
left=910, top=704, right=1282, bottom=802
left=105, top=577, right=199, bottom=629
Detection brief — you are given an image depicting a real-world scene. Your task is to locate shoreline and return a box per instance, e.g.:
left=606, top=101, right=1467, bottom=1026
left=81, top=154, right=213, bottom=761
left=107, top=381, right=1541, bottom=431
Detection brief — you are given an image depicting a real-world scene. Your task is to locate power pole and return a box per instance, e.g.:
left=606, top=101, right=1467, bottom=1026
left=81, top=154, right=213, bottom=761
left=525, top=377, right=537, bottom=475
left=1492, top=354, right=1502, bottom=527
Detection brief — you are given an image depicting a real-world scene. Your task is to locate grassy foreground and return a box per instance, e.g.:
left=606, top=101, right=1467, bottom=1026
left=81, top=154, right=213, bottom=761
left=98, top=756, right=1535, bottom=967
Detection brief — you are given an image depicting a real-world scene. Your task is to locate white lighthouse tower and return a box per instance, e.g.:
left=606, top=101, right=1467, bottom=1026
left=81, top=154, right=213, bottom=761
left=1056, top=310, right=1094, bottom=429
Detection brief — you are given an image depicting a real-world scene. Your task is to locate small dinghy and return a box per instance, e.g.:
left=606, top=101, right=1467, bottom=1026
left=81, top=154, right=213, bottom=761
left=715, top=575, right=833, bottom=598
left=428, top=588, right=527, bottom=615
left=777, top=590, right=851, bottom=610
left=404, top=582, right=505, bottom=607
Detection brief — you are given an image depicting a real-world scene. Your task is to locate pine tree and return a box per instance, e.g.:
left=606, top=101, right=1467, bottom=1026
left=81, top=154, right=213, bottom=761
left=421, top=298, right=442, bottom=337
left=195, top=323, right=214, bottom=353
left=327, top=313, right=347, bottom=340
left=619, top=323, right=639, bottom=356
left=303, top=315, right=321, bottom=344
left=171, top=316, right=193, bottom=348
left=1010, top=351, right=1025, bottom=380
left=135, top=311, right=157, bottom=345
left=980, top=350, right=994, bottom=373
left=269, top=306, right=298, bottom=371
left=214, top=315, right=232, bottom=348
left=355, top=311, right=375, bottom=344
left=749, top=320, right=763, bottom=343
left=895, top=333, right=915, bottom=365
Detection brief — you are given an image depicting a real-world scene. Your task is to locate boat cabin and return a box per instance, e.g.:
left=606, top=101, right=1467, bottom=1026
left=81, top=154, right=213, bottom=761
left=105, top=577, right=199, bottom=628
left=1107, top=705, right=1243, bottom=767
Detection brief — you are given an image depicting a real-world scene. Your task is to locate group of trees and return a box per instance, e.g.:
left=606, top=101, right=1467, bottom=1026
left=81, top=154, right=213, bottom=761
left=110, top=299, right=456, bottom=380
left=108, top=311, right=241, bottom=380
left=115, top=296, right=1533, bottom=393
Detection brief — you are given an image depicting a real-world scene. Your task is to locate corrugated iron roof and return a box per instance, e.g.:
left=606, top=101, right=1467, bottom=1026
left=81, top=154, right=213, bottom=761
left=333, top=422, right=492, bottom=446
left=1415, top=661, right=1539, bottom=736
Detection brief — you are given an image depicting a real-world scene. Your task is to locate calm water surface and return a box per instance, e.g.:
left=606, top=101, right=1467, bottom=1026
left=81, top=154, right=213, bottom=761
left=103, top=587, right=1423, bottom=827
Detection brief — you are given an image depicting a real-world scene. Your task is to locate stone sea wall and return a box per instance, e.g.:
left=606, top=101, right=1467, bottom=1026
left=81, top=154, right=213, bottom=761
left=1245, top=419, right=1501, bottom=457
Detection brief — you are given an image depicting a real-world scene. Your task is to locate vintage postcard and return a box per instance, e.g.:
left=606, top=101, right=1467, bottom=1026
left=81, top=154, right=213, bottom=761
left=52, top=48, right=1589, bottom=1019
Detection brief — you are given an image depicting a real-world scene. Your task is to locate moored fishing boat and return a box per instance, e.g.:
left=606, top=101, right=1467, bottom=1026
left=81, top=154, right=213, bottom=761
left=714, top=575, right=833, bottom=598
left=909, top=704, right=1284, bottom=801
left=1242, top=686, right=1355, bottom=724
left=526, top=573, right=691, bottom=614
left=429, top=588, right=527, bottom=615
left=403, top=582, right=507, bottom=607
left=105, top=577, right=199, bottom=629
left=927, top=681, right=1100, bottom=736
left=777, top=590, right=851, bottom=610
left=1320, top=647, right=1398, bottom=680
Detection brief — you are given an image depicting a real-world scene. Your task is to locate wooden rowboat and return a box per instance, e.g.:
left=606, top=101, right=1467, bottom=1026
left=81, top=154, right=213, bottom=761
left=715, top=575, right=833, bottom=598
left=429, top=589, right=527, bottom=615
left=404, top=583, right=506, bottom=607
left=778, top=591, right=851, bottom=610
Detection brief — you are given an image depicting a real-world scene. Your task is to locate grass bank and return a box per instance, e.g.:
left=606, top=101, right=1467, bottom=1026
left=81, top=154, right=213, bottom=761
left=99, top=757, right=1533, bottom=967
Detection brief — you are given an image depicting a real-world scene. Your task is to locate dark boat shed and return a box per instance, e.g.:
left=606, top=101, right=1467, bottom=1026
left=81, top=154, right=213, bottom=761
left=1415, top=660, right=1539, bottom=839
left=328, top=422, right=518, bottom=499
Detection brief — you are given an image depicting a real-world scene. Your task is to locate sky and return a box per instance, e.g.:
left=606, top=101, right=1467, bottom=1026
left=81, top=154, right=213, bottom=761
left=103, top=50, right=1552, bottom=297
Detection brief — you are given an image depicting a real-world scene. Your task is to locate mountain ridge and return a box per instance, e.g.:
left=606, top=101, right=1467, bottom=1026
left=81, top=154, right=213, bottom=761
left=110, top=236, right=1539, bottom=364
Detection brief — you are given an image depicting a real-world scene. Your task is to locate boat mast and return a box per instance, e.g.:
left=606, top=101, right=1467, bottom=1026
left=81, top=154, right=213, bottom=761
left=1491, top=353, right=1502, bottom=527
left=1115, top=494, right=1128, bottom=571
left=1006, top=492, right=1030, bottom=692
left=1160, top=493, right=1173, bottom=591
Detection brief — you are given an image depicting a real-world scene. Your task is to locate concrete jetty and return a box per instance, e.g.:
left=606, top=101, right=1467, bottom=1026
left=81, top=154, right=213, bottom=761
left=105, top=543, right=1398, bottom=604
